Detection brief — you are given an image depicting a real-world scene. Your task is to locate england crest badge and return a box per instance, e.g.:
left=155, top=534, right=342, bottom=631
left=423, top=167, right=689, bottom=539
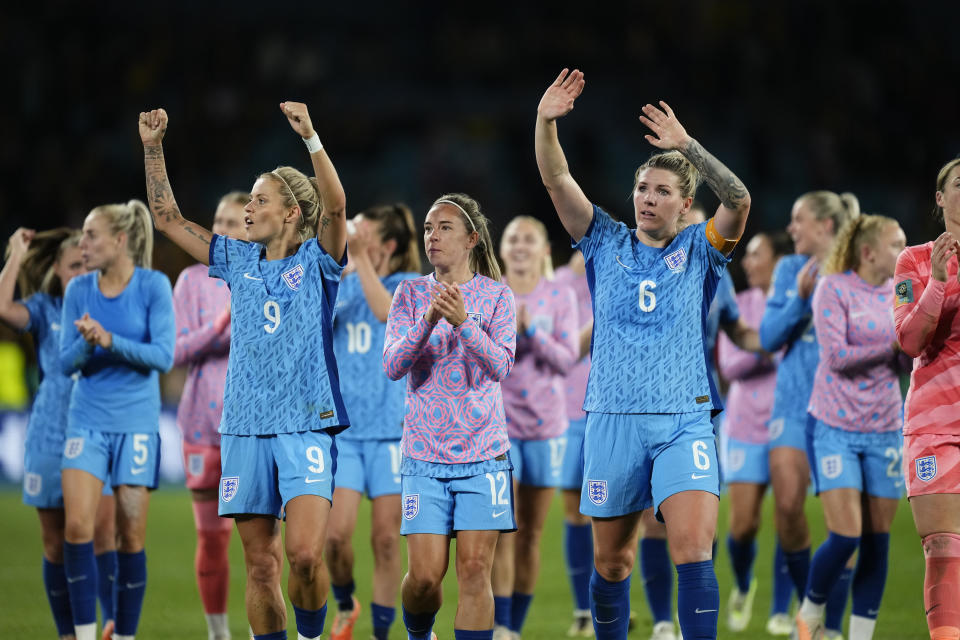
left=188, top=454, right=204, bottom=477
left=916, top=455, right=937, bottom=482
left=663, top=247, right=687, bottom=273
left=821, top=454, right=843, bottom=480
left=282, top=264, right=305, bottom=291
left=220, top=476, right=239, bottom=502
left=587, top=479, right=608, bottom=505
left=24, top=472, right=42, bottom=497
left=403, top=494, right=420, bottom=520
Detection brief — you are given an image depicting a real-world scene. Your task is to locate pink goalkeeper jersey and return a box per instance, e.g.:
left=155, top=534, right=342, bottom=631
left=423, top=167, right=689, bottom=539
left=894, top=243, right=960, bottom=436
left=173, top=263, right=231, bottom=446
left=554, top=265, right=592, bottom=421
left=809, top=271, right=901, bottom=433
left=501, top=276, right=578, bottom=440
left=718, top=287, right=777, bottom=444
left=383, top=273, right=516, bottom=464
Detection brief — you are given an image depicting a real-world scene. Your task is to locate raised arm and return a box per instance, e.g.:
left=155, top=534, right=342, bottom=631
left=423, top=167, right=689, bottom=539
left=280, top=102, right=347, bottom=262
left=347, top=222, right=395, bottom=323
left=535, top=69, right=593, bottom=242
left=639, top=102, right=751, bottom=250
left=760, top=258, right=813, bottom=352
left=0, top=229, right=34, bottom=330
left=140, top=109, right=215, bottom=264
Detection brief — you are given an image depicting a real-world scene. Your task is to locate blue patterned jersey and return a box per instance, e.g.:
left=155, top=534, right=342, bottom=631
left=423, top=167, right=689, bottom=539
left=760, top=254, right=818, bottom=420
left=333, top=270, right=419, bottom=440
left=209, top=235, right=349, bottom=435
left=575, top=205, right=729, bottom=413
left=21, top=293, right=74, bottom=455
left=705, top=269, right=739, bottom=391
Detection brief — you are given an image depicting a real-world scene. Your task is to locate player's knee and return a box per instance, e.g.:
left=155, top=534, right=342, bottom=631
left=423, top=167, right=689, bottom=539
left=116, top=527, right=145, bottom=553
left=594, top=548, right=635, bottom=582
left=456, top=556, right=493, bottom=594
left=246, top=548, right=283, bottom=586
left=286, top=545, right=323, bottom=581
left=729, top=517, right=759, bottom=542
left=405, top=568, right=443, bottom=596
left=324, top=530, right=351, bottom=560
left=64, top=516, right=94, bottom=544
left=370, top=530, right=399, bottom=564
left=42, top=534, right=65, bottom=563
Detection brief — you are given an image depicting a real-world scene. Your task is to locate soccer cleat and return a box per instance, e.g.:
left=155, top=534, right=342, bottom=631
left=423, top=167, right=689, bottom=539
left=100, top=619, right=114, bottom=640
left=727, top=578, right=758, bottom=632
left=794, top=610, right=824, bottom=640
left=650, top=621, right=678, bottom=640
left=765, top=613, right=793, bottom=636
left=566, top=611, right=594, bottom=637
left=331, top=596, right=362, bottom=640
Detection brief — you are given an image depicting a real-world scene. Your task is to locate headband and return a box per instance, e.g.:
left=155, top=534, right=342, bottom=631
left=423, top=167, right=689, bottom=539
left=435, top=199, right=477, bottom=233
left=272, top=171, right=303, bottom=217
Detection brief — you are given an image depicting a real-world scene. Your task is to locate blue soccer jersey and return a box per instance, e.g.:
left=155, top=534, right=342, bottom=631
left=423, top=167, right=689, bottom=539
left=575, top=205, right=729, bottom=413
left=208, top=235, right=349, bottom=436
left=760, top=254, right=819, bottom=422
left=21, top=293, right=74, bottom=456
left=333, top=270, right=419, bottom=440
left=60, top=269, right=175, bottom=434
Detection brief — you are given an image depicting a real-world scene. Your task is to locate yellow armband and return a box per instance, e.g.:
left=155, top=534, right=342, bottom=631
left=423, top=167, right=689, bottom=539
left=705, top=218, right=739, bottom=254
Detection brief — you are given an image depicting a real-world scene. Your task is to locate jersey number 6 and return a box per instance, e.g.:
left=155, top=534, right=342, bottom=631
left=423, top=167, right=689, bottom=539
left=638, top=280, right=657, bottom=312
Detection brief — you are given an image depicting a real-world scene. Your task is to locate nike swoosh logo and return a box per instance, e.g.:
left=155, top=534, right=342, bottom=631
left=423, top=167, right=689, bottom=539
left=615, top=255, right=633, bottom=270
left=305, top=477, right=326, bottom=484
left=492, top=510, right=507, bottom=518
left=691, top=473, right=711, bottom=480
left=49, top=589, right=66, bottom=596
left=131, top=467, right=147, bottom=475
left=926, top=604, right=940, bottom=615
left=66, top=575, right=86, bottom=583
left=124, top=581, right=146, bottom=589
left=243, top=272, right=263, bottom=281
left=695, top=608, right=718, bottom=614
left=785, top=290, right=797, bottom=298
left=51, top=323, right=61, bottom=330
left=595, top=617, right=619, bottom=624
left=850, top=311, right=868, bottom=318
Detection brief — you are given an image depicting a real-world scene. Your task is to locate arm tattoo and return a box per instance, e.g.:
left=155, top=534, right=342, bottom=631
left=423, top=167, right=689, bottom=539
left=318, top=215, right=331, bottom=241
left=143, top=144, right=210, bottom=247
left=683, top=138, right=749, bottom=211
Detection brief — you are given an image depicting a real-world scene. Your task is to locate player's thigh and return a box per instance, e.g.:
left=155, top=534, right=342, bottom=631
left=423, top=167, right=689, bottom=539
left=581, top=412, right=652, bottom=518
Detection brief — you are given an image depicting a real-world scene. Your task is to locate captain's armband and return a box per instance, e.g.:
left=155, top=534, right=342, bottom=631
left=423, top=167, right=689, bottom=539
left=705, top=218, right=739, bottom=254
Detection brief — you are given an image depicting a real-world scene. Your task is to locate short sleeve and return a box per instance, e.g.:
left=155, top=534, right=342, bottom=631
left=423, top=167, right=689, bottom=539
left=716, top=271, right=740, bottom=324
left=19, top=293, right=46, bottom=336
left=697, top=221, right=731, bottom=273
left=208, top=234, right=254, bottom=283
left=301, top=238, right=346, bottom=282
left=573, top=205, right=618, bottom=262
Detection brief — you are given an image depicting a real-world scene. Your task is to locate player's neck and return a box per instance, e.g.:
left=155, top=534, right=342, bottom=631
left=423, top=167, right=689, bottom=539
left=434, top=264, right=474, bottom=285
left=944, top=219, right=960, bottom=242
left=856, top=265, right=887, bottom=287
left=635, top=227, right=674, bottom=249
left=98, top=259, right=135, bottom=294
left=263, top=235, right=299, bottom=261
left=505, top=270, right=540, bottom=295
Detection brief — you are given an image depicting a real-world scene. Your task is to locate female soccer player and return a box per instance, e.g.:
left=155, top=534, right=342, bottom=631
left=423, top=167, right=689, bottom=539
left=535, top=68, right=751, bottom=640
left=383, top=193, right=516, bottom=640
left=172, top=191, right=247, bottom=640
left=491, top=215, right=578, bottom=639
left=0, top=228, right=118, bottom=640
left=760, top=190, right=859, bottom=624
left=793, top=214, right=907, bottom=640
left=326, top=204, right=421, bottom=640
left=553, top=250, right=596, bottom=638
left=59, top=200, right=175, bottom=640
left=140, top=102, right=348, bottom=640
left=894, top=157, right=960, bottom=640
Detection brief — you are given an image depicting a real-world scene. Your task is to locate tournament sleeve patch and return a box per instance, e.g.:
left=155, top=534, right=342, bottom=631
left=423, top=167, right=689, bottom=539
left=895, top=279, right=914, bottom=308
left=705, top=218, right=739, bottom=254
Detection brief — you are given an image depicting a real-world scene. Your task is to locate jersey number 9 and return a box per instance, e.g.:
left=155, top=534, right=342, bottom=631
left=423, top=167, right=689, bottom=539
left=263, top=301, right=281, bottom=334
left=638, top=280, right=657, bottom=312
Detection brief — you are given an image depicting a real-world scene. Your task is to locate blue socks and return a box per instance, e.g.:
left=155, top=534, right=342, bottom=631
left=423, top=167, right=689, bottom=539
left=805, top=533, right=859, bottom=605
left=825, top=566, right=852, bottom=631
left=115, top=550, right=147, bottom=636
left=371, top=602, right=395, bottom=640
left=253, top=632, right=286, bottom=640
left=564, top=522, right=593, bottom=611
left=331, top=581, right=355, bottom=610
left=852, top=533, right=889, bottom=620
left=293, top=602, right=326, bottom=639
left=494, top=595, right=511, bottom=628
left=676, top=560, right=719, bottom=640
left=771, top=542, right=794, bottom=615
left=726, top=534, right=756, bottom=593
left=64, top=541, right=97, bottom=626
left=510, top=592, right=533, bottom=633
left=454, top=631, right=493, bottom=639
left=590, top=570, right=631, bottom=639
left=783, top=546, right=811, bottom=600
left=96, top=550, right=117, bottom=623
left=42, top=558, right=74, bottom=636
left=640, top=537, right=672, bottom=623
left=403, top=605, right=438, bottom=640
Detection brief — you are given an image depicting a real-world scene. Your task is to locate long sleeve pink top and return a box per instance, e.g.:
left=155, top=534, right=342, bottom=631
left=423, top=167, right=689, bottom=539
left=553, top=265, right=592, bottom=422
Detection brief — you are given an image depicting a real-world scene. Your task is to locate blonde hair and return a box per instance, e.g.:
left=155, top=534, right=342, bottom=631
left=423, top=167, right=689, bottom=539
left=501, top=215, right=554, bottom=279
left=90, top=199, right=154, bottom=268
left=933, top=158, right=960, bottom=222
left=4, top=228, right=81, bottom=298
left=260, top=166, right=322, bottom=243
left=360, top=203, right=421, bottom=274
left=219, top=190, right=250, bottom=209
left=432, top=193, right=501, bottom=281
left=822, top=214, right=899, bottom=275
left=633, top=151, right=702, bottom=200
left=797, top=190, right=860, bottom=236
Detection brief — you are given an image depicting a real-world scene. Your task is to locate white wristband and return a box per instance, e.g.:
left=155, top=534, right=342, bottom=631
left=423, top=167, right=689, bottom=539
left=303, top=133, right=323, bottom=154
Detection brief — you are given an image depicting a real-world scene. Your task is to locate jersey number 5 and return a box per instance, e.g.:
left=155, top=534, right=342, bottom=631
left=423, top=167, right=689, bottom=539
left=638, top=280, right=657, bottom=312
left=263, top=301, right=281, bottom=334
